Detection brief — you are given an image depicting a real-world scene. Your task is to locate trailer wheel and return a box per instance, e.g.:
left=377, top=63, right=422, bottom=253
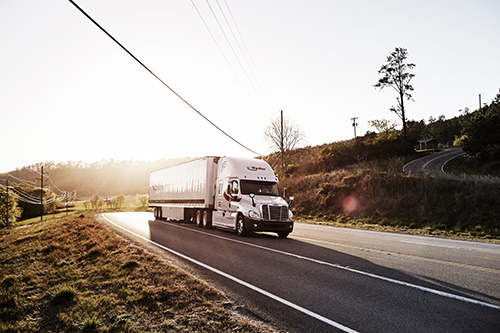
left=202, top=211, right=212, bottom=229
left=236, top=215, right=247, bottom=236
left=195, top=210, right=202, bottom=227
left=154, top=207, right=161, bottom=220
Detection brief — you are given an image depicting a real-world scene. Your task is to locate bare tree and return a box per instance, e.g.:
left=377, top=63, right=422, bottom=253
left=374, top=47, right=416, bottom=135
left=136, top=194, right=148, bottom=208
left=90, top=194, right=99, bottom=210
left=264, top=112, right=306, bottom=176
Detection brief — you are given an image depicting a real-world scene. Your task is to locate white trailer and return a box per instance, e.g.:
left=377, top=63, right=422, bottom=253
left=149, top=156, right=294, bottom=238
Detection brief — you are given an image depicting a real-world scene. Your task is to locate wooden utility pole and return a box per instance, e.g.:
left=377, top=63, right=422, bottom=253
left=40, top=166, right=44, bottom=221
left=6, top=179, right=9, bottom=227
left=351, top=117, right=359, bottom=139
left=281, top=110, right=284, bottom=174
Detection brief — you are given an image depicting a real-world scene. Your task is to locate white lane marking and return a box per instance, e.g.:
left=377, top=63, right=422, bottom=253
left=399, top=240, right=461, bottom=249
left=403, top=149, right=464, bottom=175
left=101, top=214, right=358, bottom=333
left=153, top=219, right=500, bottom=311
left=441, top=151, right=465, bottom=174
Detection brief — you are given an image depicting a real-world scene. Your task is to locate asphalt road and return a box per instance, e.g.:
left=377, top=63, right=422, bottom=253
left=403, top=147, right=465, bottom=176
left=99, top=212, right=500, bottom=333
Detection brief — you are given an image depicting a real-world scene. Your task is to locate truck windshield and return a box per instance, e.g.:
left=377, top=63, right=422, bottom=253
left=240, top=180, right=279, bottom=196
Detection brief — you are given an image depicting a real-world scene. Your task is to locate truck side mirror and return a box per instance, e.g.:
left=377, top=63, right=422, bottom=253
left=288, top=196, right=294, bottom=206
left=227, top=181, right=239, bottom=197
left=283, top=187, right=287, bottom=199
left=232, top=180, right=239, bottom=195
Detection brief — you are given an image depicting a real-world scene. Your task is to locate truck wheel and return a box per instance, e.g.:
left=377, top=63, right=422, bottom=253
left=154, top=207, right=161, bottom=220
left=236, top=215, right=247, bottom=236
left=202, top=211, right=212, bottom=229
left=195, top=210, right=202, bottom=227
left=277, top=232, right=289, bottom=238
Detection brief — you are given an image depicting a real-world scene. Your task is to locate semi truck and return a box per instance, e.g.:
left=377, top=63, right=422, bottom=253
left=149, top=156, right=294, bottom=238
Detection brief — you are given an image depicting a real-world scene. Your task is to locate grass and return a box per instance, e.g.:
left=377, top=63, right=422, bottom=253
left=0, top=213, right=275, bottom=332
left=446, top=155, right=500, bottom=178
left=17, top=196, right=152, bottom=226
left=283, top=157, right=500, bottom=242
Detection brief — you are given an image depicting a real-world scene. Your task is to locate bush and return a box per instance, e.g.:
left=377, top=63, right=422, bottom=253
left=321, top=133, right=414, bottom=171
left=281, top=158, right=500, bottom=238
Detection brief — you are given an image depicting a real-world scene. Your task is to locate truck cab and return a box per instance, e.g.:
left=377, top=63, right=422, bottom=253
left=212, top=157, right=294, bottom=238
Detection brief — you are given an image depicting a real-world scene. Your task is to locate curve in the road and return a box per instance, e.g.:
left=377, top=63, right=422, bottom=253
left=403, top=147, right=465, bottom=176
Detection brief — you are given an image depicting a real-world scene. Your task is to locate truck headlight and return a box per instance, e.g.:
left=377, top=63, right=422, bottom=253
left=288, top=209, right=294, bottom=221
left=249, top=210, right=260, bottom=219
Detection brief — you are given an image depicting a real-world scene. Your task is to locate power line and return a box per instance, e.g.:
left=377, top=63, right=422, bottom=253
left=5, top=172, right=77, bottom=205
left=68, top=0, right=261, bottom=156
left=6, top=173, right=37, bottom=187
left=221, top=0, right=278, bottom=110
left=190, top=0, right=269, bottom=117
left=205, top=0, right=271, bottom=114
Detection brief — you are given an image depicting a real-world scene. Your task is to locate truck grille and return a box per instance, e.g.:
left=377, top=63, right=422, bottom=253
left=261, top=205, right=288, bottom=222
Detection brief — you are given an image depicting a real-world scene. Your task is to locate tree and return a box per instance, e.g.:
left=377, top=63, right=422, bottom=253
left=116, top=195, right=126, bottom=209
left=90, top=194, right=99, bottom=210
left=136, top=194, right=148, bottom=208
left=374, top=47, right=416, bottom=135
left=264, top=112, right=306, bottom=176
left=0, top=185, right=23, bottom=227
left=368, top=119, right=399, bottom=140
left=463, top=92, right=500, bottom=160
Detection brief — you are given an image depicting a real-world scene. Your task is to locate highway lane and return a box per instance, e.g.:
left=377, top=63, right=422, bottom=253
left=99, top=212, right=500, bottom=333
left=403, top=147, right=465, bottom=176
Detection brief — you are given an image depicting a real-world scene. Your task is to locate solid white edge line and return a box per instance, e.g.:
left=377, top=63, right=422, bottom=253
left=157, top=218, right=500, bottom=311
left=441, top=152, right=466, bottom=175
left=101, top=214, right=359, bottom=333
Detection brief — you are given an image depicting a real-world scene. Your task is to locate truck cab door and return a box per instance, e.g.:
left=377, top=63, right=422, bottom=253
left=213, top=178, right=239, bottom=227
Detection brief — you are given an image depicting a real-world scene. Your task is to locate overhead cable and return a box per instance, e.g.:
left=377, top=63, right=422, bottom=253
left=221, top=0, right=278, bottom=110
left=7, top=174, right=37, bottom=187
left=204, top=0, right=271, bottom=114
left=68, top=0, right=261, bottom=156
left=190, top=0, right=267, bottom=117
left=214, top=0, right=275, bottom=112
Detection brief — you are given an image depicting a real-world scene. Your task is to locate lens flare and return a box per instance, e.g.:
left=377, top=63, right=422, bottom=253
left=342, top=194, right=360, bottom=215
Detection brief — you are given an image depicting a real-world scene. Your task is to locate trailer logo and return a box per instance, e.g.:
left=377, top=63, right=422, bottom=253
left=247, top=166, right=266, bottom=171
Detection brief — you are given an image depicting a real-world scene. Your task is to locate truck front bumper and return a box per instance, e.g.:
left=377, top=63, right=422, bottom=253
left=243, top=216, right=294, bottom=234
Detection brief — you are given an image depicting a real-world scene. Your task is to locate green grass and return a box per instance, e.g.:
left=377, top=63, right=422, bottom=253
left=0, top=214, right=275, bottom=332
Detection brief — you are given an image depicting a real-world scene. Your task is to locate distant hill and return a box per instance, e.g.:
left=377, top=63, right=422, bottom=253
left=1, top=157, right=192, bottom=199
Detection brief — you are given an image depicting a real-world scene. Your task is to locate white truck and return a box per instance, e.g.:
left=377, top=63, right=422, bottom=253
left=149, top=156, right=294, bottom=238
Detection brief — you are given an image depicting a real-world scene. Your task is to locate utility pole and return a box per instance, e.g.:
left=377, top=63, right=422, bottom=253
left=66, top=191, right=68, bottom=216
left=479, top=94, right=481, bottom=109
left=281, top=110, right=284, bottom=174
left=40, top=166, right=44, bottom=221
left=6, top=179, right=9, bottom=227
left=351, top=117, right=359, bottom=139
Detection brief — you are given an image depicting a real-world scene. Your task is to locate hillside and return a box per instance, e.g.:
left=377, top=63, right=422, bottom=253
left=1, top=157, right=192, bottom=199
left=2, top=96, right=499, bottom=237
left=0, top=213, right=273, bottom=332
left=279, top=150, right=500, bottom=240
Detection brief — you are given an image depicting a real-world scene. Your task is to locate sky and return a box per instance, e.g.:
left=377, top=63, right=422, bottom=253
left=1, top=0, right=499, bottom=173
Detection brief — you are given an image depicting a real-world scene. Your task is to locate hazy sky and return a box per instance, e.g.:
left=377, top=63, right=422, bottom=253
left=1, top=0, right=499, bottom=173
